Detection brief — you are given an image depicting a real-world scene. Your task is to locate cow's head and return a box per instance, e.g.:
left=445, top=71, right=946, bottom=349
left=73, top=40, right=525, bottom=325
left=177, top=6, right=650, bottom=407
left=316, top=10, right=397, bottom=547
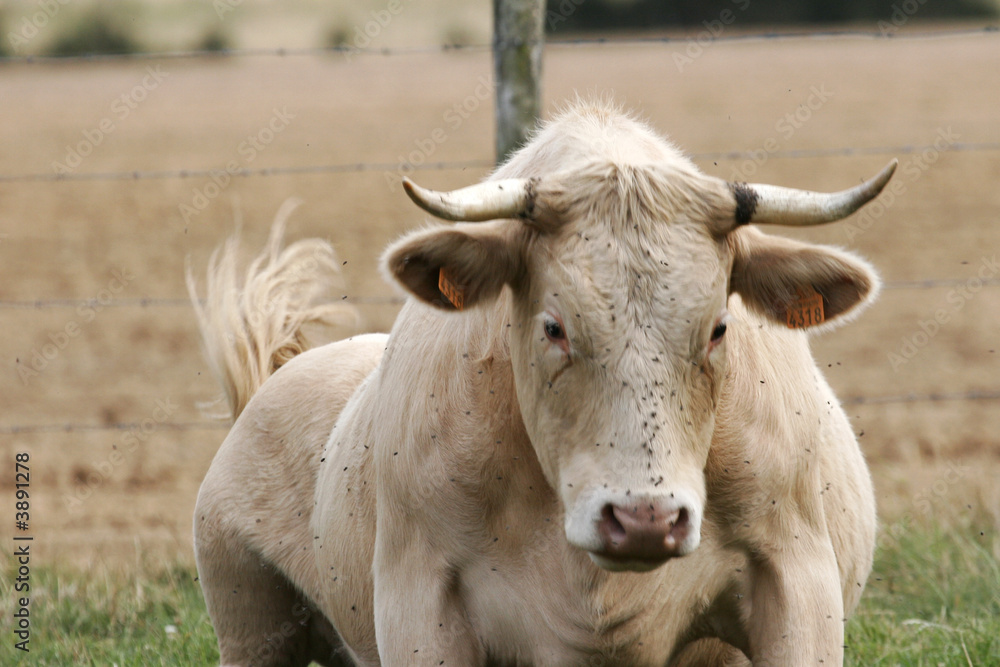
left=383, top=107, right=892, bottom=572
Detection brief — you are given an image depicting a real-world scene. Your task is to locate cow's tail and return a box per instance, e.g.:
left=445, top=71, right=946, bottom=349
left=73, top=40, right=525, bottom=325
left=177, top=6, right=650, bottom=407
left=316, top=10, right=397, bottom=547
left=186, top=199, right=359, bottom=421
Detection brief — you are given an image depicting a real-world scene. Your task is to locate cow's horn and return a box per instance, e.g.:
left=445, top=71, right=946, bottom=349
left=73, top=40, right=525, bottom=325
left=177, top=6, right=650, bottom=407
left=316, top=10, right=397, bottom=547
left=732, top=159, right=897, bottom=227
left=402, top=177, right=536, bottom=222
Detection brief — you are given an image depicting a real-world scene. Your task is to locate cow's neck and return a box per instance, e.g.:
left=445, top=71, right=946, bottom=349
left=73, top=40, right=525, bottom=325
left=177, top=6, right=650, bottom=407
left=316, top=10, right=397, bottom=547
left=383, top=296, right=662, bottom=631
left=381, top=293, right=544, bottom=515
left=472, top=298, right=661, bottom=617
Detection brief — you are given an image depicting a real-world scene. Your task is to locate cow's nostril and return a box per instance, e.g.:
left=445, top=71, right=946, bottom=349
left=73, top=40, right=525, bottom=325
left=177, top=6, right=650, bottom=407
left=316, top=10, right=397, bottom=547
left=666, top=507, right=690, bottom=549
left=600, top=504, right=627, bottom=545
left=594, top=499, right=692, bottom=564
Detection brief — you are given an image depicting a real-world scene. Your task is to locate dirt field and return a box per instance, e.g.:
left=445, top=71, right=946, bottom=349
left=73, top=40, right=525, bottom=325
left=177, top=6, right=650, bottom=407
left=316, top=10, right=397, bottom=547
left=1, top=30, right=999, bottom=571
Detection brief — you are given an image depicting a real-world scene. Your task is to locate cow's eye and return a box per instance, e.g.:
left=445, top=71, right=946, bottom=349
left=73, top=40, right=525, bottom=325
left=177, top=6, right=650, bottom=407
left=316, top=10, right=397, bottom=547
left=544, top=319, right=565, bottom=342
left=710, top=321, right=727, bottom=342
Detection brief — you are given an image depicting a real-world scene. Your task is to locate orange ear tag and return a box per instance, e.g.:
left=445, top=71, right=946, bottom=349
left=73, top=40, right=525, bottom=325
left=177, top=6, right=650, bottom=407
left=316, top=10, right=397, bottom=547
left=438, top=268, right=465, bottom=310
left=785, top=286, right=825, bottom=329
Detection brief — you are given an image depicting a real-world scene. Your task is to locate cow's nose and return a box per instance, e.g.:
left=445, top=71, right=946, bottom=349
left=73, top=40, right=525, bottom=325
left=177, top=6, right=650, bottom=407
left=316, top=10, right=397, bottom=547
left=596, top=500, right=690, bottom=563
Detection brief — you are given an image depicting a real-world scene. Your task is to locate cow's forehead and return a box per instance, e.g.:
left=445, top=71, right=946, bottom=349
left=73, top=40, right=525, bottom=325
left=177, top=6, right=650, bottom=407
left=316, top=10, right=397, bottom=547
left=545, top=165, right=728, bottom=303
left=503, top=102, right=735, bottom=335
left=529, top=212, right=726, bottom=358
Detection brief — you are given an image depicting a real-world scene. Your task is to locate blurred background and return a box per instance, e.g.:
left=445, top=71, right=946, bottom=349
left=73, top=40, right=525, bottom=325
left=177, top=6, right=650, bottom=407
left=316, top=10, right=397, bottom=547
left=1, top=0, right=999, bottom=663
left=0, top=0, right=997, bottom=56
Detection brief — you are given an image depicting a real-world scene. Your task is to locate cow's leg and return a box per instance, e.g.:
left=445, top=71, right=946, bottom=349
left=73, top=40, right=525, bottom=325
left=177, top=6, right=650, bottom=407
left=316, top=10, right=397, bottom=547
left=372, top=544, right=483, bottom=666
left=670, top=638, right=750, bottom=666
left=196, top=517, right=341, bottom=667
left=195, top=468, right=347, bottom=667
left=741, top=536, right=845, bottom=666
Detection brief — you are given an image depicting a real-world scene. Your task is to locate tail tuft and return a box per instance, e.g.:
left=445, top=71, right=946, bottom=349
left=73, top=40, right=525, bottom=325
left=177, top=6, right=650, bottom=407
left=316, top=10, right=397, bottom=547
left=186, top=199, right=359, bottom=421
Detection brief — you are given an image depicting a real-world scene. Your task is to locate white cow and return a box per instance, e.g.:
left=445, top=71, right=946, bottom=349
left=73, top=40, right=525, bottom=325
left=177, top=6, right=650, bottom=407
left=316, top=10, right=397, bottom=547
left=190, top=101, right=890, bottom=666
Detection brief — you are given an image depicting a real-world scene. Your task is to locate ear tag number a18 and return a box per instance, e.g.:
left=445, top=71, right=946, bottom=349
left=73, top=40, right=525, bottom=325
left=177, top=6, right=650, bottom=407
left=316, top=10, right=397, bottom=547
left=438, top=268, right=465, bottom=310
left=785, top=286, right=825, bottom=329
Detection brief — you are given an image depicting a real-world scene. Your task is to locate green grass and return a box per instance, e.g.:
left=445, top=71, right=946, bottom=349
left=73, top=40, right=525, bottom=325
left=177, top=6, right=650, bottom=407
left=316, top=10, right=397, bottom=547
left=0, top=560, right=218, bottom=666
left=847, top=517, right=1000, bottom=666
left=1, top=519, right=997, bottom=665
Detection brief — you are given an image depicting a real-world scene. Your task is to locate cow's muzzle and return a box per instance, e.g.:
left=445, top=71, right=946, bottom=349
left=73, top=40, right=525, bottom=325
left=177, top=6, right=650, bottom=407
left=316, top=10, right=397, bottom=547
left=590, top=499, right=692, bottom=571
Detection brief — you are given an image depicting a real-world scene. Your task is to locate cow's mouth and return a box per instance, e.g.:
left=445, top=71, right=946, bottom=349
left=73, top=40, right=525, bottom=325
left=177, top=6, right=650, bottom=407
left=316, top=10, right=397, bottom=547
left=586, top=550, right=673, bottom=573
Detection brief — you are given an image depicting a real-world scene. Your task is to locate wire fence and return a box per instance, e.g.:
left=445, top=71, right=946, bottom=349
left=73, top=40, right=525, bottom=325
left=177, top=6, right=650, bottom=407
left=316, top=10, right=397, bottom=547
left=0, top=159, right=495, bottom=184
left=2, top=142, right=999, bottom=185
left=2, top=25, right=998, bottom=436
left=1, top=26, right=996, bottom=187
left=0, top=24, right=996, bottom=66
left=0, top=296, right=404, bottom=310
left=2, top=275, right=1000, bottom=313
left=2, top=388, right=998, bottom=436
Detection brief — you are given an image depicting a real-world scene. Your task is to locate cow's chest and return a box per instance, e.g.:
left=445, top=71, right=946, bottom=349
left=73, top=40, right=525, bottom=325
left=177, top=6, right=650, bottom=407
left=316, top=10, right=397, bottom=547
left=455, top=509, right=686, bottom=666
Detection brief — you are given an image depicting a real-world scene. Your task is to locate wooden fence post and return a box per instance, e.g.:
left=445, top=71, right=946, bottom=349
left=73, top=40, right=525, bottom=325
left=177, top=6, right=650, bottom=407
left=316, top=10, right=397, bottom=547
left=493, top=0, right=545, bottom=165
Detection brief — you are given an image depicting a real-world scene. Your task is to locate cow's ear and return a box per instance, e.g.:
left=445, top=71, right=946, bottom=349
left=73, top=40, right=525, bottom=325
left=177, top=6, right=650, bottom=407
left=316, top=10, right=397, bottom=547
left=381, top=221, right=524, bottom=311
left=728, top=227, right=880, bottom=330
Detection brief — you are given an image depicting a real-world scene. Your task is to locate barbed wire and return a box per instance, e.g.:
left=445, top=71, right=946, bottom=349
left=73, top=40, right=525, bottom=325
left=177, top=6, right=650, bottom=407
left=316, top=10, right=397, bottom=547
left=2, top=141, right=997, bottom=185
left=1, top=277, right=997, bottom=312
left=0, top=25, right=994, bottom=185
left=551, top=24, right=1000, bottom=46
left=0, top=25, right=996, bottom=66
left=0, top=159, right=494, bottom=184
left=1, top=388, right=996, bottom=435
left=0, top=421, right=229, bottom=435
left=841, top=389, right=1000, bottom=406
left=691, top=142, right=1000, bottom=162
left=881, top=277, right=1000, bottom=290
left=2, top=26, right=997, bottom=435
left=0, top=296, right=404, bottom=310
